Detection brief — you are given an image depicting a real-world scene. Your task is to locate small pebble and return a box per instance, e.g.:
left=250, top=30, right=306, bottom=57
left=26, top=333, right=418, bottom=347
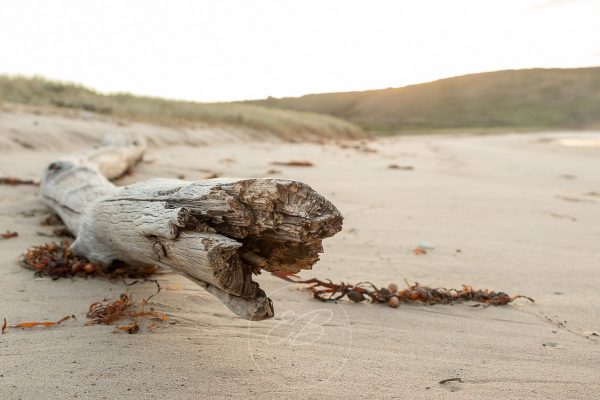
left=387, top=283, right=398, bottom=294
left=84, top=263, right=95, bottom=274
left=388, top=296, right=400, bottom=308
left=417, top=241, right=435, bottom=250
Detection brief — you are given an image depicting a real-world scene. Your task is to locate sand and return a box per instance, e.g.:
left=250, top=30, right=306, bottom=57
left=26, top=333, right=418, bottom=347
left=1, top=109, right=599, bottom=399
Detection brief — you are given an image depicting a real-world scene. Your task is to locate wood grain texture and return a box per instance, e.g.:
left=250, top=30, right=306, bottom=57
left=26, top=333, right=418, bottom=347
left=40, top=135, right=342, bottom=320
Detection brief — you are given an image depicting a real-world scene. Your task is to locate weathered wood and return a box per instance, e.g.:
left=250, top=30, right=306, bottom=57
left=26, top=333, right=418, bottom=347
left=40, top=135, right=342, bottom=320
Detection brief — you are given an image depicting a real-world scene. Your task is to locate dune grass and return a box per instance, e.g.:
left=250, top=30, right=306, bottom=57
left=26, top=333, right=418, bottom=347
left=0, top=76, right=364, bottom=141
left=6, top=69, right=596, bottom=138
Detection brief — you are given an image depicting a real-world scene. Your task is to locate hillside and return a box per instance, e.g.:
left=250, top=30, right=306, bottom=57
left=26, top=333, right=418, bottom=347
left=248, top=68, right=600, bottom=132
left=0, top=76, right=363, bottom=141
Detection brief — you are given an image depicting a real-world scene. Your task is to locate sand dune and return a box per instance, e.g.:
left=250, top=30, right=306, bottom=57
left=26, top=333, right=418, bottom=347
left=0, top=104, right=275, bottom=154
left=1, top=110, right=599, bottom=399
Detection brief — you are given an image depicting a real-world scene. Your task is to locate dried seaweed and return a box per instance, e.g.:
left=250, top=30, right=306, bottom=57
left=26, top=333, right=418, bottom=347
left=388, top=164, right=414, bottom=170
left=2, top=285, right=166, bottom=335
left=20, top=240, right=157, bottom=280
left=338, top=142, right=378, bottom=153
left=272, top=272, right=534, bottom=307
left=0, top=231, right=18, bottom=239
left=15, top=240, right=165, bottom=334
left=271, top=160, right=314, bottom=167
left=439, top=378, right=462, bottom=384
left=412, top=247, right=427, bottom=255
left=86, top=293, right=134, bottom=325
left=86, top=284, right=167, bottom=334
left=0, top=177, right=39, bottom=186
left=3, top=268, right=165, bottom=334
left=2, top=315, right=75, bottom=333
left=116, top=322, right=140, bottom=334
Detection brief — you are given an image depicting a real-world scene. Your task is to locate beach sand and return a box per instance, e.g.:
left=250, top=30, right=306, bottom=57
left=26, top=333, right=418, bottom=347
left=1, top=109, right=599, bottom=399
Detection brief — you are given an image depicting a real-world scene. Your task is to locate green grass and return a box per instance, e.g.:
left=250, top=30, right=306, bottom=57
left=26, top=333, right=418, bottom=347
left=0, top=76, right=364, bottom=141
left=5, top=69, right=599, bottom=139
left=248, top=67, right=600, bottom=133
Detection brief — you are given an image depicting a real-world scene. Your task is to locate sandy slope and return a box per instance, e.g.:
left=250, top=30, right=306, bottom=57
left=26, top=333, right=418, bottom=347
left=0, top=104, right=277, bottom=153
left=0, top=110, right=599, bottom=399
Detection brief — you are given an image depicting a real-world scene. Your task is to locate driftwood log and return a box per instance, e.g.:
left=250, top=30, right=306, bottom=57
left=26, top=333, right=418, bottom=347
left=41, top=136, right=342, bottom=320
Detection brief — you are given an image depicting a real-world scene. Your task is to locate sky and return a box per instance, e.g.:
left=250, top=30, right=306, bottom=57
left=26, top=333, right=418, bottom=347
left=1, top=0, right=599, bottom=102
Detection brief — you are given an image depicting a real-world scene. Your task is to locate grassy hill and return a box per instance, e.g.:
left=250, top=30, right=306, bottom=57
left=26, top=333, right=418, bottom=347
left=4, top=69, right=599, bottom=138
left=248, top=68, right=600, bottom=133
left=0, top=76, right=364, bottom=141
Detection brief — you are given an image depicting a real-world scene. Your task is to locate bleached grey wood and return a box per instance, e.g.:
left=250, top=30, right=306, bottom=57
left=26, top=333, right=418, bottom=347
left=40, top=135, right=342, bottom=320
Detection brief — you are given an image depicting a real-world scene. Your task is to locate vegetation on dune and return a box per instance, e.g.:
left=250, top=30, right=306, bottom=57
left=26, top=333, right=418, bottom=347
left=0, top=76, right=364, bottom=140
left=4, top=68, right=599, bottom=137
left=249, top=68, right=600, bottom=132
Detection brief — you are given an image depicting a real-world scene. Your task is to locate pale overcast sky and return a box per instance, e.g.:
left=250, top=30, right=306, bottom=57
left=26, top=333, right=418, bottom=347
left=1, top=0, right=599, bottom=102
